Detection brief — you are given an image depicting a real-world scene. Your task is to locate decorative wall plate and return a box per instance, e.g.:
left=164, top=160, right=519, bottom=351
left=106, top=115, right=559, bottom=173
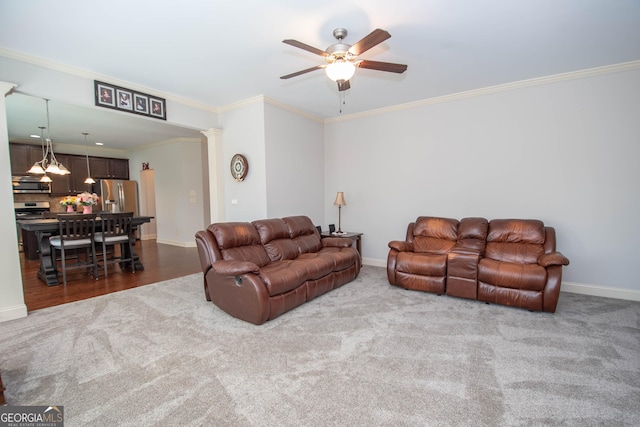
left=230, top=154, right=248, bottom=182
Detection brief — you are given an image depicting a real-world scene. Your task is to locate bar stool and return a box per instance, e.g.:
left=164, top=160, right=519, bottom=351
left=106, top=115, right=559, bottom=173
left=49, top=214, right=99, bottom=285
left=94, top=212, right=135, bottom=277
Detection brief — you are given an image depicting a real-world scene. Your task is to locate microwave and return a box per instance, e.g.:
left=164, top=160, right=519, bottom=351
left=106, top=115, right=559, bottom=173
left=12, top=176, right=52, bottom=194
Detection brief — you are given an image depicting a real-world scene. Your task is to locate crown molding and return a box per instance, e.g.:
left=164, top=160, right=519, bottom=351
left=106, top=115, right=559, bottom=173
left=263, top=96, right=324, bottom=123
left=0, top=47, right=218, bottom=114
left=216, top=95, right=265, bottom=113
left=217, top=95, right=324, bottom=123
left=126, top=136, right=203, bottom=153
left=325, top=60, right=640, bottom=123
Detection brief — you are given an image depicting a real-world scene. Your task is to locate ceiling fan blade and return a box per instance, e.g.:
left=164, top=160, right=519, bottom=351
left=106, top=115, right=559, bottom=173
left=280, top=65, right=325, bottom=79
left=357, top=60, right=407, bottom=74
left=348, top=29, right=391, bottom=56
left=337, top=80, right=351, bottom=92
left=282, top=39, right=329, bottom=57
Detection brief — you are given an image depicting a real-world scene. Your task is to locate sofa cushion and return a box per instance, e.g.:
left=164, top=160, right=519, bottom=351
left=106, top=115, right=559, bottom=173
left=457, top=217, right=489, bottom=253
left=396, top=252, right=447, bottom=276
left=318, top=247, right=358, bottom=271
left=258, top=260, right=308, bottom=296
left=412, top=217, right=458, bottom=254
left=253, top=218, right=299, bottom=261
left=485, top=219, right=545, bottom=263
left=283, top=216, right=322, bottom=254
left=208, top=222, right=271, bottom=267
left=295, top=252, right=334, bottom=279
left=478, top=259, right=547, bottom=291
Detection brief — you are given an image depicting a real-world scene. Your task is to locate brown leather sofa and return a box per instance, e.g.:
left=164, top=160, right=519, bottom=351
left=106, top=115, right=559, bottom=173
left=388, top=216, right=569, bottom=312
left=195, top=215, right=361, bottom=324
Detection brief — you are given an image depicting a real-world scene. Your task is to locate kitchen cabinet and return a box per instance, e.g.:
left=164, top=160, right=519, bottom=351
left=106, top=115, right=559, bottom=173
left=9, top=143, right=130, bottom=189
left=9, top=143, right=43, bottom=176
left=50, top=154, right=93, bottom=195
left=90, top=157, right=129, bottom=179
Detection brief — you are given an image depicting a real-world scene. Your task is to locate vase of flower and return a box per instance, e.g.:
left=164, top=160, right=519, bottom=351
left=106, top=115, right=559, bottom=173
left=60, top=196, right=77, bottom=212
left=76, top=192, right=99, bottom=215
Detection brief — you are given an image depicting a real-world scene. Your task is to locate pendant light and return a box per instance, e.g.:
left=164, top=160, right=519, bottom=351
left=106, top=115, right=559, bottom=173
left=82, top=132, right=95, bottom=184
left=26, top=126, right=47, bottom=174
left=27, top=99, right=70, bottom=176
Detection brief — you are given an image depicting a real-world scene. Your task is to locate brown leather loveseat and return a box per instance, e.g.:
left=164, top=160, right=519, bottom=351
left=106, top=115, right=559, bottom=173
left=387, top=216, right=569, bottom=312
left=196, top=215, right=361, bottom=324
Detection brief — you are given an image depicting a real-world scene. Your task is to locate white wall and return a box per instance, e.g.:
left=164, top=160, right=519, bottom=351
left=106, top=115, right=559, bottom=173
left=264, top=103, right=325, bottom=225
left=325, top=67, right=640, bottom=293
left=0, top=81, right=27, bottom=322
left=128, top=139, right=205, bottom=247
left=218, top=101, right=268, bottom=222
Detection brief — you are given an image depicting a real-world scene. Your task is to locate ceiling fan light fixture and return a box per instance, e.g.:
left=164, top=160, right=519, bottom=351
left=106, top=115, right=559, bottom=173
left=325, top=59, right=356, bottom=82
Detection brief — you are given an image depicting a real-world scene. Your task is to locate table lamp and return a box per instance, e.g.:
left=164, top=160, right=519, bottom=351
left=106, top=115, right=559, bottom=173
left=333, top=192, right=346, bottom=235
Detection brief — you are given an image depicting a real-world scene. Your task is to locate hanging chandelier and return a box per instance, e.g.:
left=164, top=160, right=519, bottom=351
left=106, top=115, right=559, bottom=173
left=26, top=98, right=70, bottom=178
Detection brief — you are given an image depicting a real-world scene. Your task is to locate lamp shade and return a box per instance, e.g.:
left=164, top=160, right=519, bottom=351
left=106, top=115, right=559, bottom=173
left=325, top=60, right=356, bottom=82
left=334, top=192, right=346, bottom=206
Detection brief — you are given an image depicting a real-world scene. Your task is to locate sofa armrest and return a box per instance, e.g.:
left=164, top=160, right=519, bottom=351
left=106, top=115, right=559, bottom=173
left=212, top=260, right=260, bottom=275
left=388, top=240, right=413, bottom=252
left=322, top=237, right=353, bottom=248
left=450, top=246, right=481, bottom=256
left=538, top=252, right=570, bottom=267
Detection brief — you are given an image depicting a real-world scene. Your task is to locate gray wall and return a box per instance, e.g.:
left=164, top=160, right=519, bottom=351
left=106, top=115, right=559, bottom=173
left=324, top=66, right=640, bottom=294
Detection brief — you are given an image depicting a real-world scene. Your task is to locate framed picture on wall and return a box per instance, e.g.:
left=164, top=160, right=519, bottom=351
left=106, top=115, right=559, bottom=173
left=133, top=93, right=149, bottom=114
left=116, top=89, right=133, bottom=110
left=94, top=80, right=166, bottom=120
left=149, top=97, right=166, bottom=120
left=95, top=82, right=116, bottom=107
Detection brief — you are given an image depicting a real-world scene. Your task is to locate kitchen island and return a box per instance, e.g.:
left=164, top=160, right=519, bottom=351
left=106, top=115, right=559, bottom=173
left=18, top=216, right=153, bottom=286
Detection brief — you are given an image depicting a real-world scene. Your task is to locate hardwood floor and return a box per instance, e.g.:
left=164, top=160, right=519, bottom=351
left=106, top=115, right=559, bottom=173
left=20, top=240, right=202, bottom=312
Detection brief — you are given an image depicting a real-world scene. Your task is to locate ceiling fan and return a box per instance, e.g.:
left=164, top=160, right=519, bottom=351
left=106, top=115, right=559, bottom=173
left=280, top=28, right=408, bottom=92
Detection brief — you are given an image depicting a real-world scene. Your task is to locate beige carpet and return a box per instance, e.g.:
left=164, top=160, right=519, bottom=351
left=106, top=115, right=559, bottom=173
left=1, top=266, right=639, bottom=426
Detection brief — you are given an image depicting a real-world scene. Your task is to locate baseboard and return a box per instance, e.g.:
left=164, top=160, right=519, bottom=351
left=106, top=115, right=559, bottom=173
left=362, top=258, right=640, bottom=302
left=140, top=234, right=157, bottom=241
left=363, top=257, right=386, bottom=268
left=156, top=238, right=197, bottom=248
left=561, top=281, right=640, bottom=302
left=0, top=304, right=28, bottom=323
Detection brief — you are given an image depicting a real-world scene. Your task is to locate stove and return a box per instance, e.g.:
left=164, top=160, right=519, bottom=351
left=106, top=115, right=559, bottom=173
left=14, top=201, right=51, bottom=219
left=15, top=202, right=50, bottom=258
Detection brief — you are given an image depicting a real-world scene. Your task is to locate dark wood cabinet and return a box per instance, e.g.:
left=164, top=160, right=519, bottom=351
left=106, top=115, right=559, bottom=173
left=110, top=158, right=130, bottom=179
left=9, top=143, right=42, bottom=175
left=49, top=154, right=94, bottom=195
left=9, top=143, right=129, bottom=193
left=68, top=156, right=93, bottom=193
left=90, top=157, right=129, bottom=179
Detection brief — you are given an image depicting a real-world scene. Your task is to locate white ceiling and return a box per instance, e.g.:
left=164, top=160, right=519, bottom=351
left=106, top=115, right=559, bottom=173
left=1, top=0, right=639, bottom=149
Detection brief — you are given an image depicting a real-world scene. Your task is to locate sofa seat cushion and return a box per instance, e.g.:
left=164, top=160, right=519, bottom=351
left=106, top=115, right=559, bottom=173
left=396, top=252, right=447, bottom=276
left=478, top=259, right=547, bottom=291
left=318, top=247, right=358, bottom=271
left=258, top=260, right=308, bottom=296
left=295, top=253, right=335, bottom=279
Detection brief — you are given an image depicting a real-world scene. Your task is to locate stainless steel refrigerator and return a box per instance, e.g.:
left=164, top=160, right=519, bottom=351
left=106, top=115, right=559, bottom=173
left=98, top=179, right=139, bottom=215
